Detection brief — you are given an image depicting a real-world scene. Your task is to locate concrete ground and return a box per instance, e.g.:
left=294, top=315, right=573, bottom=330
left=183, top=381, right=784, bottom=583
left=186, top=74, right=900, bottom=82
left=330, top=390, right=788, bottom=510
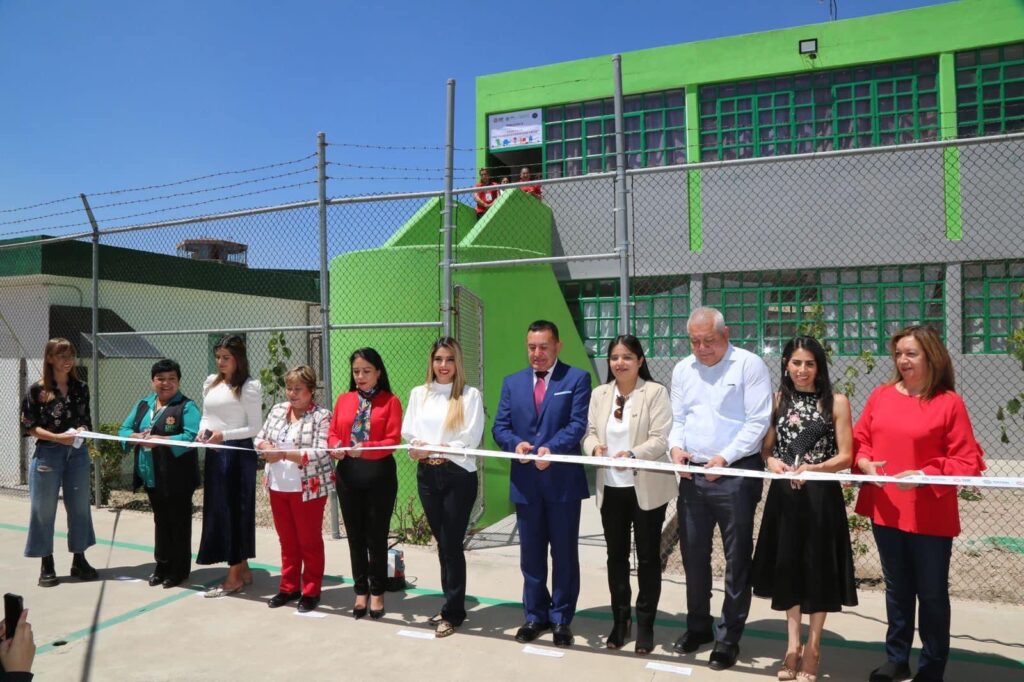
left=1, top=493, right=1022, bottom=682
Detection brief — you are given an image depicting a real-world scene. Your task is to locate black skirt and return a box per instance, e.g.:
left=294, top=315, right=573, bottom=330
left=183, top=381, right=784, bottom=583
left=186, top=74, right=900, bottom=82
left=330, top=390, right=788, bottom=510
left=751, top=479, right=858, bottom=613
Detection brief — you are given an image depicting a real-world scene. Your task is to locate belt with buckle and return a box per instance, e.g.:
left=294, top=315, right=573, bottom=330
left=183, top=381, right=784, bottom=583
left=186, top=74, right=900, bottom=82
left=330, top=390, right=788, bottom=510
left=422, top=457, right=447, bottom=466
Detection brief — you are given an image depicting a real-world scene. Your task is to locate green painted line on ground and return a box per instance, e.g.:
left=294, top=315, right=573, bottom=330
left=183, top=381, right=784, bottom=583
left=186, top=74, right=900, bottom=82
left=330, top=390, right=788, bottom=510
left=3, top=523, right=1021, bottom=669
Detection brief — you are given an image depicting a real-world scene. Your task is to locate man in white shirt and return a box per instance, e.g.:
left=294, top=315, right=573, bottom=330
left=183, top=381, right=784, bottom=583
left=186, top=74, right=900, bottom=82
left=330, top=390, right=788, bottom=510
left=668, top=307, right=771, bottom=671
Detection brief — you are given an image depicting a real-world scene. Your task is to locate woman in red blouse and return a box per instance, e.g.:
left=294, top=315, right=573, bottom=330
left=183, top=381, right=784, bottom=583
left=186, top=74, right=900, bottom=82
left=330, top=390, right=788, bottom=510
left=328, top=347, right=402, bottom=620
left=854, top=325, right=985, bottom=682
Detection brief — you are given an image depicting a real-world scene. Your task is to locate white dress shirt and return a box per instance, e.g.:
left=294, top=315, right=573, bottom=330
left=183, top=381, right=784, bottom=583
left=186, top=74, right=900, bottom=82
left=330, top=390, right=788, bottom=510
left=401, top=382, right=485, bottom=472
left=667, top=345, right=772, bottom=465
left=603, top=388, right=635, bottom=488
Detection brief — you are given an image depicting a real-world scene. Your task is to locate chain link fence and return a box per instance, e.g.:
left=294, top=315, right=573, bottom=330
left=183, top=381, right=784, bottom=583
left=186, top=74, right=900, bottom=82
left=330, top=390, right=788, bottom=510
left=1, top=131, right=1022, bottom=601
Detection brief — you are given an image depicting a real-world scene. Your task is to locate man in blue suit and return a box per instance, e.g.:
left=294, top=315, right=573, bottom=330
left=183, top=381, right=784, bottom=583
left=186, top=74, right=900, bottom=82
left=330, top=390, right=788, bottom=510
left=492, top=320, right=592, bottom=648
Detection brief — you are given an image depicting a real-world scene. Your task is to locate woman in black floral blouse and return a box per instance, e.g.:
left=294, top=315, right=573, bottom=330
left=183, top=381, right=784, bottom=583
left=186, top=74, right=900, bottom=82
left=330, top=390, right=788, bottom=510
left=20, top=338, right=98, bottom=587
left=751, top=336, right=857, bottom=682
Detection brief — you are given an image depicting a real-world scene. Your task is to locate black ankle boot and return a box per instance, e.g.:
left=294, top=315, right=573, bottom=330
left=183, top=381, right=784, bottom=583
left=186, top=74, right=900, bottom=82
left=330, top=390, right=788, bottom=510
left=70, top=552, right=98, bottom=581
left=606, top=616, right=632, bottom=650
left=39, top=555, right=58, bottom=587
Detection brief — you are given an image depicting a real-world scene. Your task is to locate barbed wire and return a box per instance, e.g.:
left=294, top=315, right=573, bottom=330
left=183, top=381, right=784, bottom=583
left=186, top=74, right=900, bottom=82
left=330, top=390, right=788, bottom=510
left=0, top=167, right=317, bottom=227
left=326, top=162, right=477, bottom=172
left=327, top=141, right=482, bottom=152
left=0, top=181, right=317, bottom=238
left=0, top=154, right=317, bottom=216
left=327, top=175, right=476, bottom=182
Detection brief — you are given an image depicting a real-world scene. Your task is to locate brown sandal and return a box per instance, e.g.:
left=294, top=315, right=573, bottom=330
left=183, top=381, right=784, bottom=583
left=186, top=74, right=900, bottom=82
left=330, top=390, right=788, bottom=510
left=435, top=620, right=457, bottom=638
left=777, top=646, right=802, bottom=681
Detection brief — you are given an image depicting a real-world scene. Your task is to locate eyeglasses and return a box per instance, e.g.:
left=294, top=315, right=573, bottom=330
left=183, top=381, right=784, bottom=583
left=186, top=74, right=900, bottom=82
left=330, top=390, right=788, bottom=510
left=614, top=394, right=627, bottom=421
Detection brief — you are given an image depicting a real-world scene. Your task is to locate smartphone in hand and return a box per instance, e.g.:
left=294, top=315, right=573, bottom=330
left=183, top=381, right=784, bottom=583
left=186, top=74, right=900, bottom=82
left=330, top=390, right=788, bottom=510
left=4, top=593, right=23, bottom=640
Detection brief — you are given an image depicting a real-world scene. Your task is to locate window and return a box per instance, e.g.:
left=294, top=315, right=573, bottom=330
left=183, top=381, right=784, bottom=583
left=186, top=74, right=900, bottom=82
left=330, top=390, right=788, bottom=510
left=963, top=260, right=1024, bottom=353
left=543, top=90, right=686, bottom=178
left=956, top=42, right=1024, bottom=137
left=703, top=265, right=945, bottom=355
left=562, top=277, right=690, bottom=357
left=699, top=58, right=939, bottom=160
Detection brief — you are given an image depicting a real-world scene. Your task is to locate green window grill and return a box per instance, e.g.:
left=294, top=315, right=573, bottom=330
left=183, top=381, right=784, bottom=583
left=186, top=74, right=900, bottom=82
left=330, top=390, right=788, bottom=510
left=956, top=42, right=1024, bottom=137
left=699, top=58, right=939, bottom=160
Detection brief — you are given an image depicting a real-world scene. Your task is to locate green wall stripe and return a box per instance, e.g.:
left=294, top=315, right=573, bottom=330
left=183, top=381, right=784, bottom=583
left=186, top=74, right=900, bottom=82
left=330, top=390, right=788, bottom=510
left=687, top=171, right=703, bottom=253
left=938, top=52, right=959, bottom=140
left=944, top=145, right=963, bottom=241
left=685, top=86, right=701, bottom=163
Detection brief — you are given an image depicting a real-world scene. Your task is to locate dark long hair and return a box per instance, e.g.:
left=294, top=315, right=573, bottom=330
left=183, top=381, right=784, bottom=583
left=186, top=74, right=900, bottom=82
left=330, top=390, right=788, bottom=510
left=211, top=334, right=250, bottom=398
left=605, top=334, right=655, bottom=383
left=348, top=347, right=392, bottom=393
left=777, top=336, right=834, bottom=424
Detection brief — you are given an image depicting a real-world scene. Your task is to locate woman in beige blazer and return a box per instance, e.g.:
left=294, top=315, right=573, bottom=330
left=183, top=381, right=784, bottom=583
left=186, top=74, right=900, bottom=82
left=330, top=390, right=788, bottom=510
left=582, top=334, right=675, bottom=656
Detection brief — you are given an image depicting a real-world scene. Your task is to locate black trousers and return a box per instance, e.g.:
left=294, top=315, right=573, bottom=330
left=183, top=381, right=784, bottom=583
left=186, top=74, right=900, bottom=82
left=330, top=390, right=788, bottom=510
left=677, top=454, right=764, bottom=645
left=336, top=456, right=398, bottom=596
left=417, top=462, right=478, bottom=626
left=146, top=487, right=194, bottom=581
left=600, top=485, right=667, bottom=626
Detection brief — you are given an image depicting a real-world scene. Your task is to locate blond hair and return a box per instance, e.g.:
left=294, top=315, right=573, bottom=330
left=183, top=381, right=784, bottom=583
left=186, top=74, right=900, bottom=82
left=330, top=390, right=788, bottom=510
left=425, top=337, right=468, bottom=433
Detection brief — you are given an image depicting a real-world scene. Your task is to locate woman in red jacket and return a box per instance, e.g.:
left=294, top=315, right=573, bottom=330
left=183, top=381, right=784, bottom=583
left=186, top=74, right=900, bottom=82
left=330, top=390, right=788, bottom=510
left=854, top=325, right=984, bottom=682
left=328, top=347, right=402, bottom=620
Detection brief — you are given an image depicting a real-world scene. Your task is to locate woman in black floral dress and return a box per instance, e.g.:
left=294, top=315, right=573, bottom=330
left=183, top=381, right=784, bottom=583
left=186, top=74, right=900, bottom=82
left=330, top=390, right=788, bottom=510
left=751, top=336, right=857, bottom=682
left=20, top=338, right=98, bottom=587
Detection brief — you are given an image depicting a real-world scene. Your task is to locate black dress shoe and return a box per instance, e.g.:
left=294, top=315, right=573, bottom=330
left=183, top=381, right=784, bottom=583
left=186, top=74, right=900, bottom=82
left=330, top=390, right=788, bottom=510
left=514, top=621, right=551, bottom=643
left=910, top=675, right=942, bottom=682
left=70, top=553, right=99, bottom=581
left=708, top=642, right=739, bottom=671
left=268, top=591, right=301, bottom=608
left=870, top=661, right=913, bottom=682
left=297, top=595, right=320, bottom=613
left=38, top=555, right=59, bottom=588
left=552, top=624, right=574, bottom=648
left=161, top=577, right=184, bottom=589
left=148, top=574, right=165, bottom=587
left=672, top=630, right=714, bottom=654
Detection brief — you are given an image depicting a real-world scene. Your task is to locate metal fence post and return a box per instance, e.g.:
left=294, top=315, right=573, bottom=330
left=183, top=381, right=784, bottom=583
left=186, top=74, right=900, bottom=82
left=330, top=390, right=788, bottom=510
left=317, top=132, right=341, bottom=539
left=441, top=78, right=456, bottom=336
left=612, top=55, right=631, bottom=334
left=80, top=193, right=103, bottom=507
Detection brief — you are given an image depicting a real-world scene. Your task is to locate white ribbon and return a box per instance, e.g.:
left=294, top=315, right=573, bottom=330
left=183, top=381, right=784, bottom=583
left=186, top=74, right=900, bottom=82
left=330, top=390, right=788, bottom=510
left=79, top=430, right=1023, bottom=490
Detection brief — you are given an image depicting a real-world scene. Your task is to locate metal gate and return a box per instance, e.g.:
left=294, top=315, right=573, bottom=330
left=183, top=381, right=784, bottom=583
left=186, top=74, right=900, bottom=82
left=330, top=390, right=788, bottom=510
left=454, top=285, right=485, bottom=528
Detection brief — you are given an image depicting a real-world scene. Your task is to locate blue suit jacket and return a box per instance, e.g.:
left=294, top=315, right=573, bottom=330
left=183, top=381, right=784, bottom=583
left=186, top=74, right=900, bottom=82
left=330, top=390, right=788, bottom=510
left=492, top=361, right=592, bottom=504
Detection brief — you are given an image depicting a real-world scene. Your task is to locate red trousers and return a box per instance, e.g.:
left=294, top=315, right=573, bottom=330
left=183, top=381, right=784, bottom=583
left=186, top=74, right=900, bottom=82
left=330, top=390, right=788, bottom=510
left=269, top=490, right=328, bottom=597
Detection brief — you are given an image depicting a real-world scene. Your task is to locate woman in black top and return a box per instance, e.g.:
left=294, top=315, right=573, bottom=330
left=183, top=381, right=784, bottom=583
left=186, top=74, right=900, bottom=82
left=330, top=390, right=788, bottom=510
left=19, top=338, right=98, bottom=587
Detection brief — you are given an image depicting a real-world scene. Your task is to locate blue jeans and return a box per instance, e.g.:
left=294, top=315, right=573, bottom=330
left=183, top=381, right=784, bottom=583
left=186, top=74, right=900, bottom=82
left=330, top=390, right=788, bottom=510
left=872, top=523, right=953, bottom=681
left=25, top=441, right=96, bottom=557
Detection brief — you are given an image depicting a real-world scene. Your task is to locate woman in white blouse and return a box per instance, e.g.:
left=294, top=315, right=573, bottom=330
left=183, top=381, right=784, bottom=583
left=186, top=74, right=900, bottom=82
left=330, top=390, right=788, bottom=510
left=582, top=334, right=675, bottom=656
left=254, top=365, right=333, bottom=613
left=196, top=334, right=263, bottom=597
left=402, top=337, right=485, bottom=638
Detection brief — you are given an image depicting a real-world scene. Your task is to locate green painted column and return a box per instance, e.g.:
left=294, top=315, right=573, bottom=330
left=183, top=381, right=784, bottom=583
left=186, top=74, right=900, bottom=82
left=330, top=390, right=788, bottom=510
left=685, top=85, right=703, bottom=252
left=939, top=52, right=963, bottom=241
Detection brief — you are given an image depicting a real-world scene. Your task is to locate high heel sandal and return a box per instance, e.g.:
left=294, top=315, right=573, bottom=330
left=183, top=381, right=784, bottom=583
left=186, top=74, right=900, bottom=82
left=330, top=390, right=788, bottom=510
left=777, top=645, right=802, bottom=681
left=634, top=624, right=655, bottom=656
left=606, top=619, right=632, bottom=650
left=796, top=647, right=819, bottom=682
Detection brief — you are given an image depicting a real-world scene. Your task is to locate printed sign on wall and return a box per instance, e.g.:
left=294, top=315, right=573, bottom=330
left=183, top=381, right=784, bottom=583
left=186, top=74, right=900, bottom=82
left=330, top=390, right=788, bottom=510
left=488, top=109, right=543, bottom=150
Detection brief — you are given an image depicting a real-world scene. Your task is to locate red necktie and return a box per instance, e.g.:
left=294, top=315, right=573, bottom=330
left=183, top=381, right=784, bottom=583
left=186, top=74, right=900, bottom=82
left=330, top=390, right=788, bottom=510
left=533, top=371, right=547, bottom=413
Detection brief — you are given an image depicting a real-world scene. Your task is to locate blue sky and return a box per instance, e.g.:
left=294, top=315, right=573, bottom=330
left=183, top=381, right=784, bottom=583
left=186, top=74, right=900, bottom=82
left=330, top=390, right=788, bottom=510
left=0, top=0, right=948, bottom=259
